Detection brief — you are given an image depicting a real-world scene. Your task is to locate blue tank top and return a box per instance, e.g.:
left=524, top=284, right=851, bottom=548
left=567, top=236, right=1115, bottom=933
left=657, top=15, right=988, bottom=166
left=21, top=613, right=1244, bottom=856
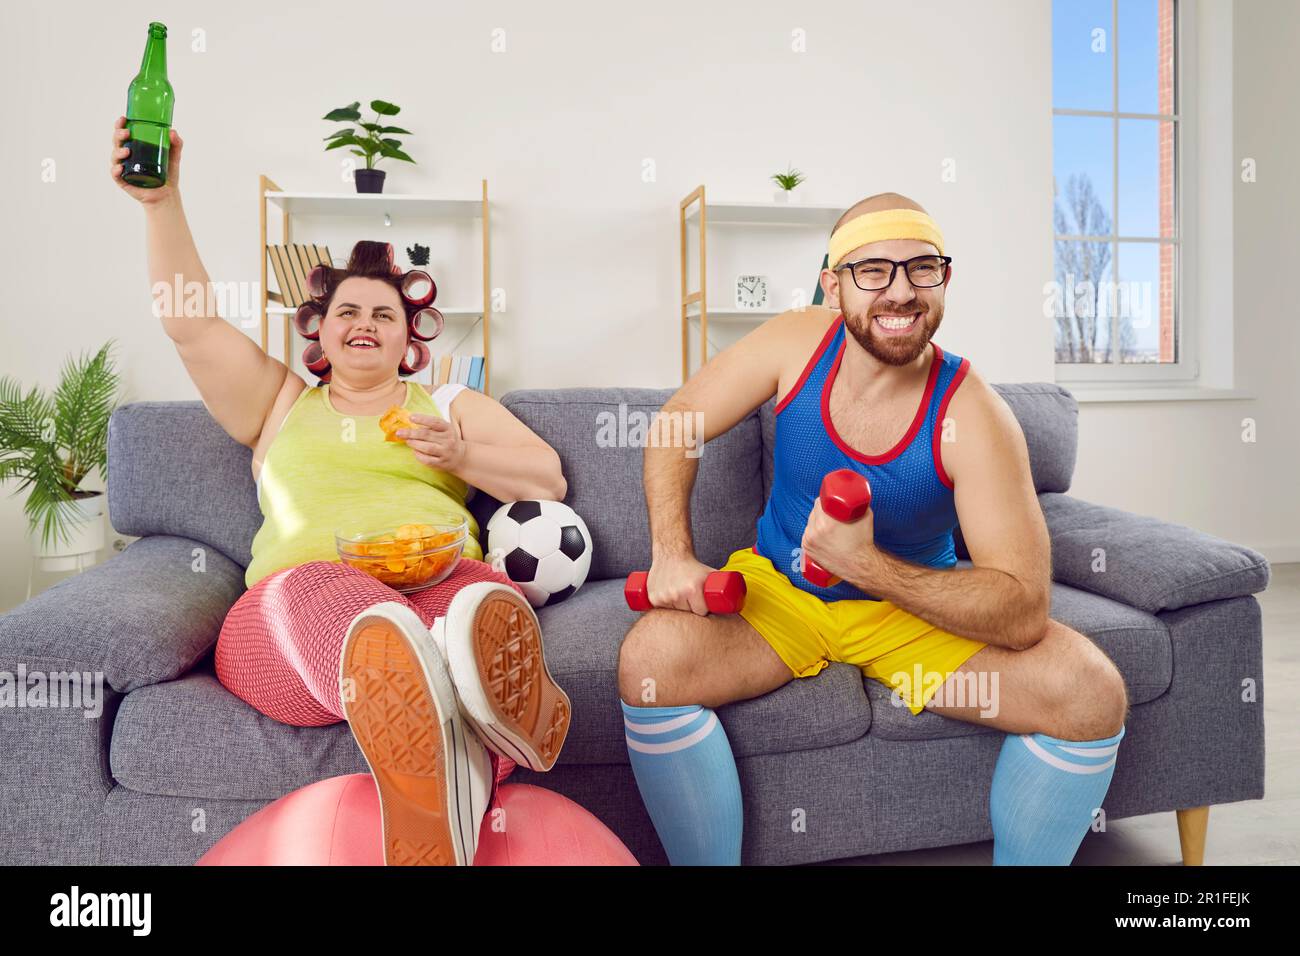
left=753, top=313, right=971, bottom=601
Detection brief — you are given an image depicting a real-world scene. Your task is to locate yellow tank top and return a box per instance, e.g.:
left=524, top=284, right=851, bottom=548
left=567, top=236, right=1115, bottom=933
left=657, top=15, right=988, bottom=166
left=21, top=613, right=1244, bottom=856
left=245, top=380, right=482, bottom=588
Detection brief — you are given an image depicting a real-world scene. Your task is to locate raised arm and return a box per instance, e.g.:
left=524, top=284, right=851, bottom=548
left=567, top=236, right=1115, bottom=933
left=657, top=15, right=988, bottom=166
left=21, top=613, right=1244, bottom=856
left=644, top=308, right=827, bottom=613
left=110, top=116, right=289, bottom=449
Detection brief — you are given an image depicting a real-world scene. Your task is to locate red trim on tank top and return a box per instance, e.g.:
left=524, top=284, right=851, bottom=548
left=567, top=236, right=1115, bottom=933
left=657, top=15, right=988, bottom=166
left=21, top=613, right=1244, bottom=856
left=774, top=314, right=843, bottom=415
left=819, top=336, right=942, bottom=466
left=932, top=351, right=970, bottom=490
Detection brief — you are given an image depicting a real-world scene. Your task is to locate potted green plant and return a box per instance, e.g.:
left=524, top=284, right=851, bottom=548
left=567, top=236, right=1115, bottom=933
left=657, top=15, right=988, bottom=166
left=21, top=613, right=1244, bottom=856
left=323, top=99, right=416, bottom=194
left=772, top=163, right=806, bottom=203
left=0, top=341, right=122, bottom=571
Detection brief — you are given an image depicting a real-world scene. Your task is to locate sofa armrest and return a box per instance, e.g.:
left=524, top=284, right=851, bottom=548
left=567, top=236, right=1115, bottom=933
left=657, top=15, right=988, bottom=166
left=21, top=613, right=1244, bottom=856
left=0, top=534, right=246, bottom=694
left=1039, top=492, right=1270, bottom=613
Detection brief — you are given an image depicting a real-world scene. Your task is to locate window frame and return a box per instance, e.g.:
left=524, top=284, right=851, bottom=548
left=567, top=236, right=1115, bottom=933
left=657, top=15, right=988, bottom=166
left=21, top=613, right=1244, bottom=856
left=1052, top=0, right=1199, bottom=385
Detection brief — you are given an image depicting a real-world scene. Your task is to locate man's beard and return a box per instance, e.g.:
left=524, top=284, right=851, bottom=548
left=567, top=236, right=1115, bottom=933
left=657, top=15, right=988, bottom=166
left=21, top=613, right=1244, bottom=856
left=843, top=300, right=944, bottom=366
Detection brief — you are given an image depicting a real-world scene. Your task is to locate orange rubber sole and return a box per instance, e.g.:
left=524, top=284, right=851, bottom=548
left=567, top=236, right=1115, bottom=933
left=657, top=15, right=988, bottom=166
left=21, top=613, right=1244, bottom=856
left=341, top=621, right=459, bottom=865
left=470, top=590, right=571, bottom=771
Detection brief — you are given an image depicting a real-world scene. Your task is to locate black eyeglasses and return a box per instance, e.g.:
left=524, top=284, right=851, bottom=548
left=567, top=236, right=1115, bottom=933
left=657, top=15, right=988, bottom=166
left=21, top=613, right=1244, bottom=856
left=837, top=254, right=953, bottom=292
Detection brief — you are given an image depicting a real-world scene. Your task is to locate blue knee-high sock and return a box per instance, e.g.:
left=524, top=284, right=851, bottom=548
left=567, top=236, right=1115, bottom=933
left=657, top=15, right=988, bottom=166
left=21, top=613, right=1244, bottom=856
left=990, top=724, right=1126, bottom=865
left=621, top=701, right=742, bottom=865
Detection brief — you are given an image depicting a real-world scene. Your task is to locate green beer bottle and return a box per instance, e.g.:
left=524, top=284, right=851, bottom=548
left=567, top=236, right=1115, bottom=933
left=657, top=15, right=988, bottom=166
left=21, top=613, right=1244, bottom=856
left=122, top=22, right=174, bottom=189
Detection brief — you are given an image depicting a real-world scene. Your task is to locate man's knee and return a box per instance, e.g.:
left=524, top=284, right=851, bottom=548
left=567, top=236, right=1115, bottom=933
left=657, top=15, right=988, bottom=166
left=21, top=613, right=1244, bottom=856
left=617, top=609, right=698, bottom=708
left=1049, top=655, right=1129, bottom=740
left=1093, top=659, right=1130, bottom=734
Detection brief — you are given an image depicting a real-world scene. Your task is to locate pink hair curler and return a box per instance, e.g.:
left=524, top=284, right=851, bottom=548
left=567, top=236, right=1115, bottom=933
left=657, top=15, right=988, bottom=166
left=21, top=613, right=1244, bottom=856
left=409, top=307, right=444, bottom=342
left=293, top=301, right=323, bottom=340
left=306, top=264, right=331, bottom=300
left=401, top=271, right=437, bottom=307
left=303, top=340, right=330, bottom=376
left=398, top=339, right=431, bottom=376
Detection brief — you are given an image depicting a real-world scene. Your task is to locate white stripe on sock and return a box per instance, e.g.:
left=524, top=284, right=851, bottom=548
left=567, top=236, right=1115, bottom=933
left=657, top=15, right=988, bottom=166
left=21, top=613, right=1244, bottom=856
left=625, top=712, right=718, bottom=754
left=1022, top=734, right=1118, bottom=774
left=623, top=709, right=703, bottom=735
left=1059, top=742, right=1122, bottom=758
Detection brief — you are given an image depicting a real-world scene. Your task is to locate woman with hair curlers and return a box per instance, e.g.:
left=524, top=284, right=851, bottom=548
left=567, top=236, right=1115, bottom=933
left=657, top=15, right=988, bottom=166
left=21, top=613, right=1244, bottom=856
left=110, top=117, right=572, bottom=866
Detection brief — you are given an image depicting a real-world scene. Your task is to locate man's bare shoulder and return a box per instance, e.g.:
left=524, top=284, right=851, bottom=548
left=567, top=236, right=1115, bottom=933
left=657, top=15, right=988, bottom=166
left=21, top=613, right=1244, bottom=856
left=764, top=304, right=838, bottom=336
left=753, top=306, right=839, bottom=406
left=755, top=305, right=839, bottom=361
left=945, top=363, right=998, bottom=430
left=942, top=363, right=1028, bottom=480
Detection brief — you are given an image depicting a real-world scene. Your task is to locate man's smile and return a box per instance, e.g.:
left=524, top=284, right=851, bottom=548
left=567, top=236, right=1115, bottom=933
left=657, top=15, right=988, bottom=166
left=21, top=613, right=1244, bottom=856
left=873, top=312, right=921, bottom=335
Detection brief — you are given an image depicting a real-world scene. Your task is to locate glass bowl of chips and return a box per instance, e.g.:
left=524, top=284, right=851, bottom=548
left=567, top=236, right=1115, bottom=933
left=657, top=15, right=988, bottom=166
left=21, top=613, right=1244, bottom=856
left=335, top=519, right=468, bottom=593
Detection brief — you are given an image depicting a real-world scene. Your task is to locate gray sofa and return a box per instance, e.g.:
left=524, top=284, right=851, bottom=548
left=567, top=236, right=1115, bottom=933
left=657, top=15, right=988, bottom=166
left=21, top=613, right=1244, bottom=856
left=0, top=384, right=1270, bottom=865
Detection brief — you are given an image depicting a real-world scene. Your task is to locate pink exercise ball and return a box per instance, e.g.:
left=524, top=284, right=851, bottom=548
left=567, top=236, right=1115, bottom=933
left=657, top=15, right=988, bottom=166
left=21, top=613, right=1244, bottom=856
left=474, top=782, right=638, bottom=865
left=196, top=774, right=637, bottom=866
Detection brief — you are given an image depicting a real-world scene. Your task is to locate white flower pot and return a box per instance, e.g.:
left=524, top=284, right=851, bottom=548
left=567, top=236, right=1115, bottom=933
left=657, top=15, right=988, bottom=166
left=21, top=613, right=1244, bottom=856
left=29, top=492, right=106, bottom=571
left=773, top=189, right=792, bottom=203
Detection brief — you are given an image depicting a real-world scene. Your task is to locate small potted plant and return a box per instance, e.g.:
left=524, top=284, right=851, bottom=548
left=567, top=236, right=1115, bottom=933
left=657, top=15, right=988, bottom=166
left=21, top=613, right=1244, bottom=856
left=0, top=341, right=122, bottom=573
left=323, top=99, right=416, bottom=194
left=772, top=163, right=806, bottom=202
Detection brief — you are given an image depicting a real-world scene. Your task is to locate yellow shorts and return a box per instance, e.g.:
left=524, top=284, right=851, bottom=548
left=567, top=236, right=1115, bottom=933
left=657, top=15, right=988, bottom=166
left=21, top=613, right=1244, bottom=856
left=719, top=546, right=988, bottom=716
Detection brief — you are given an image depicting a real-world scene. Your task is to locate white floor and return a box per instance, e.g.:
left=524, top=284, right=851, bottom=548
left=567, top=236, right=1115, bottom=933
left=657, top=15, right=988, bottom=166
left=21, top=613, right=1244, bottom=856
left=828, top=563, right=1300, bottom=866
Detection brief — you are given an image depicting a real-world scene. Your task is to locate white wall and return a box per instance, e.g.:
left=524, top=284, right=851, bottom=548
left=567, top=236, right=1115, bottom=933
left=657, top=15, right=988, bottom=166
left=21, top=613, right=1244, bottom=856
left=0, top=0, right=1293, bottom=612
left=1225, top=0, right=1300, bottom=559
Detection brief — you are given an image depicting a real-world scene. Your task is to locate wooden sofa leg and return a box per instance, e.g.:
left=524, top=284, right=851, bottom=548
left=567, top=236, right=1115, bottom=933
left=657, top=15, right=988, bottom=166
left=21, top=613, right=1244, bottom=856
left=1176, top=806, right=1209, bottom=865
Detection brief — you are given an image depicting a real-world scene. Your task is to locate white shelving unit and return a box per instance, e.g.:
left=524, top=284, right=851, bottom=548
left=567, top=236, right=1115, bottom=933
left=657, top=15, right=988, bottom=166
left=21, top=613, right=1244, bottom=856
left=679, top=185, right=841, bottom=381
left=258, top=176, right=494, bottom=393
left=683, top=198, right=844, bottom=227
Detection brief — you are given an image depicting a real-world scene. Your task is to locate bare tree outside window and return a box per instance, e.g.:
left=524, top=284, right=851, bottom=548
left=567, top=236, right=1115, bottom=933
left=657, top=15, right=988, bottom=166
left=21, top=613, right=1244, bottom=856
left=1054, top=174, right=1112, bottom=362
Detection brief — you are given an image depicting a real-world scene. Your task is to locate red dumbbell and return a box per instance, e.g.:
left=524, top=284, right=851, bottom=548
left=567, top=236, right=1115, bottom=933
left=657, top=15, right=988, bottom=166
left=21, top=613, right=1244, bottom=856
left=802, top=469, right=873, bottom=588
left=624, top=569, right=747, bottom=614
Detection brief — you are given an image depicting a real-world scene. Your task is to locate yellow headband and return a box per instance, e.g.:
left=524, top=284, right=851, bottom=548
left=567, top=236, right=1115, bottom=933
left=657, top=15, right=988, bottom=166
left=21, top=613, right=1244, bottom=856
left=827, top=208, right=945, bottom=270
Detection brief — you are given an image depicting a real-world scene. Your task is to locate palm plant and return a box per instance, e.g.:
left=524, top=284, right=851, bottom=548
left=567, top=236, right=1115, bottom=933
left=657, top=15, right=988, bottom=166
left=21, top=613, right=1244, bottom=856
left=0, top=341, right=122, bottom=551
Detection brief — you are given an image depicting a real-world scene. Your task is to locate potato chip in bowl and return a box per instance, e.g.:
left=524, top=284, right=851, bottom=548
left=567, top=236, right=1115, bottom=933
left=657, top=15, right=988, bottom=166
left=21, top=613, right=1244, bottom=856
left=335, top=519, right=467, bottom=592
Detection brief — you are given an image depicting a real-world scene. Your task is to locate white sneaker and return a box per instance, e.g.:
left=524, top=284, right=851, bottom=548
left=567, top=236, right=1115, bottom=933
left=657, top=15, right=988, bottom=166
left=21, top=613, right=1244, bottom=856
left=428, top=581, right=571, bottom=772
left=339, top=601, right=492, bottom=866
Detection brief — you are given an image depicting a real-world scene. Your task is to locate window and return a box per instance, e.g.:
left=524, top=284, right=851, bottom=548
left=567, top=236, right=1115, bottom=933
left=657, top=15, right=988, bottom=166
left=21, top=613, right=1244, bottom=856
left=1052, top=0, right=1186, bottom=380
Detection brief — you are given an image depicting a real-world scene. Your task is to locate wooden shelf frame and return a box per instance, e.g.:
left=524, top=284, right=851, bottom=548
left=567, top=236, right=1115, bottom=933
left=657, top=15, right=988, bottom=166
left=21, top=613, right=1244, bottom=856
left=678, top=185, right=843, bottom=383
left=679, top=185, right=707, bottom=384
left=257, top=176, right=494, bottom=393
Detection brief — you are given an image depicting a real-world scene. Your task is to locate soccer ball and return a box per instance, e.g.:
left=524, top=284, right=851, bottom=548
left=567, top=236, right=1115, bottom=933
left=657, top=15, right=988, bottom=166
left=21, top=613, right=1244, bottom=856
left=485, top=500, right=593, bottom=607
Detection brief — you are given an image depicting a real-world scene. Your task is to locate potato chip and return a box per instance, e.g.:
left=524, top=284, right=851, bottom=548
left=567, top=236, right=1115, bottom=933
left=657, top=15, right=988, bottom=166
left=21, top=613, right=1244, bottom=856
left=379, top=406, right=415, bottom=443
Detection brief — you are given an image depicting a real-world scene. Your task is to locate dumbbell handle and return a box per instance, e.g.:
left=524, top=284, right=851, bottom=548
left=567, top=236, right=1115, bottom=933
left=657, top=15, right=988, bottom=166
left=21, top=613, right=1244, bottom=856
left=624, top=569, right=747, bottom=615
left=803, top=469, right=873, bottom=588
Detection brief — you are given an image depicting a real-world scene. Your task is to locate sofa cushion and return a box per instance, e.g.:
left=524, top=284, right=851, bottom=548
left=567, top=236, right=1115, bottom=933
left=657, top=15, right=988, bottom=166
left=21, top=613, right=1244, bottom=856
left=864, top=573, right=1173, bottom=741
left=108, top=402, right=261, bottom=569
left=500, top=388, right=765, bottom=581
left=110, top=657, right=367, bottom=801
left=1040, top=493, right=1271, bottom=612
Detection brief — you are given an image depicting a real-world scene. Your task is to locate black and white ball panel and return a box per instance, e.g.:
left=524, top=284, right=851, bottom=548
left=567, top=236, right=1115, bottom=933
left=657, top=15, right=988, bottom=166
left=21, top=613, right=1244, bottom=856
left=486, top=499, right=593, bottom=607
